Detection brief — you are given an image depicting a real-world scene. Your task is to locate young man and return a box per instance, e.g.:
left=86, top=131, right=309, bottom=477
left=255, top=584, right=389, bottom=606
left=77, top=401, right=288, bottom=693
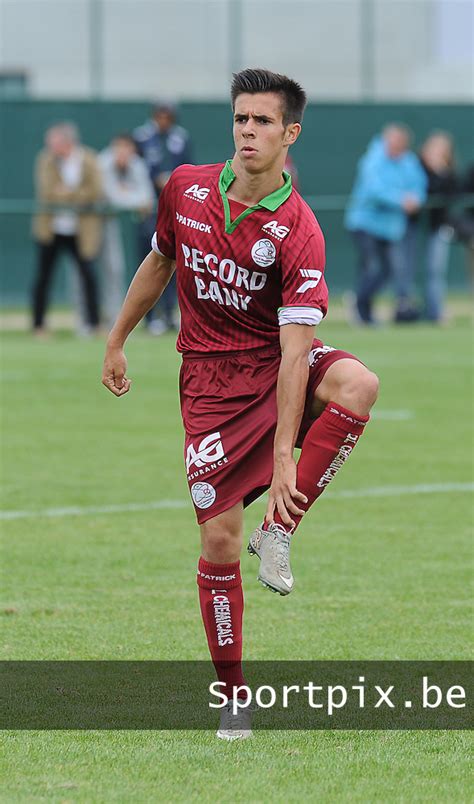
left=102, top=68, right=379, bottom=740
left=98, top=134, right=154, bottom=327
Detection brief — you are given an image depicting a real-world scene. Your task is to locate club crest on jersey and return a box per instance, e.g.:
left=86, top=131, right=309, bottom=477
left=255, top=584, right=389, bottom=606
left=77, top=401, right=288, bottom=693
left=251, top=238, right=276, bottom=268
left=261, top=220, right=290, bottom=241
left=184, top=184, right=210, bottom=203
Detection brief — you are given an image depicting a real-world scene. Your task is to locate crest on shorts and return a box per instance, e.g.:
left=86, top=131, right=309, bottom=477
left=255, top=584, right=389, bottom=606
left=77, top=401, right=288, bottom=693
left=191, top=481, right=217, bottom=509
left=251, top=238, right=276, bottom=268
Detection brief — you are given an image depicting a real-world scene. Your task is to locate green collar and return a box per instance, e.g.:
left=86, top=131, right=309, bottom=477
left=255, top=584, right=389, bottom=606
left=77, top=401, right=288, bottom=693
left=218, top=159, right=292, bottom=234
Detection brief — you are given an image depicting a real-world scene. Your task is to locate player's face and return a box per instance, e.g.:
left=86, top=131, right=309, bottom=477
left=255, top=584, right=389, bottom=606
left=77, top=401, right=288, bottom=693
left=233, top=92, right=300, bottom=173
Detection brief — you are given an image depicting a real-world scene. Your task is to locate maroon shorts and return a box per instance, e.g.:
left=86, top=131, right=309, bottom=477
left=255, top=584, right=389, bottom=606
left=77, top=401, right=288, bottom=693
left=179, top=339, right=360, bottom=524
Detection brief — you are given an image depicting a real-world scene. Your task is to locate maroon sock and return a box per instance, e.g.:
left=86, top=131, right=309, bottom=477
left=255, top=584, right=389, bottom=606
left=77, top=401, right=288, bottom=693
left=273, top=402, right=369, bottom=532
left=197, top=557, right=245, bottom=699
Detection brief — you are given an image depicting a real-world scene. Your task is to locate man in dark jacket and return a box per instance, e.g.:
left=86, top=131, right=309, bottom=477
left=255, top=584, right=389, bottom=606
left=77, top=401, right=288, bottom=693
left=134, top=103, right=193, bottom=333
left=402, top=132, right=458, bottom=323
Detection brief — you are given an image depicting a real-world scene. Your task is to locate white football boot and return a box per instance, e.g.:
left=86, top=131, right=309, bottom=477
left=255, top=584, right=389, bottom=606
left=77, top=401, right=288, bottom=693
left=248, top=522, right=294, bottom=595
left=216, top=700, right=253, bottom=741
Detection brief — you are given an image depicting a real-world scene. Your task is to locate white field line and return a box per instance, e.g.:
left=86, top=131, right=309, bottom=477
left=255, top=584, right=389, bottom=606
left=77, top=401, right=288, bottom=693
left=325, top=482, right=474, bottom=499
left=1, top=483, right=473, bottom=522
left=0, top=500, right=188, bottom=521
left=371, top=409, right=414, bottom=420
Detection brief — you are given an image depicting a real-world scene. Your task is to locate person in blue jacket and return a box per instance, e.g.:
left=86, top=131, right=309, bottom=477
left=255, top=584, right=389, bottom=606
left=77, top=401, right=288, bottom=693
left=345, top=124, right=427, bottom=324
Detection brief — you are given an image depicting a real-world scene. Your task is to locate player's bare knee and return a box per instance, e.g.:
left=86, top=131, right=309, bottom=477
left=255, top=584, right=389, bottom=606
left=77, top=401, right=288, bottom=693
left=334, top=367, right=379, bottom=414
left=360, top=370, right=379, bottom=408
left=201, top=526, right=242, bottom=563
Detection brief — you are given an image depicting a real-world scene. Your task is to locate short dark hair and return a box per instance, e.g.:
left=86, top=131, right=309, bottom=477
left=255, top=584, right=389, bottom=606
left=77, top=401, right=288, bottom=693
left=231, top=68, right=307, bottom=126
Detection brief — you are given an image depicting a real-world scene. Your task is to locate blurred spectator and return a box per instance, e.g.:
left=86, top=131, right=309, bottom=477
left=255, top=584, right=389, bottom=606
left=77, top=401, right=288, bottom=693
left=345, top=124, right=427, bottom=325
left=451, top=163, right=474, bottom=291
left=32, top=122, right=102, bottom=336
left=401, top=132, right=458, bottom=323
left=134, top=101, right=193, bottom=334
left=98, top=134, right=154, bottom=328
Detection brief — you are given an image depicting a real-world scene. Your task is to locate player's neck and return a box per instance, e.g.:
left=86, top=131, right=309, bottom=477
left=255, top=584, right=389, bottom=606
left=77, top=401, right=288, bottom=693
left=227, top=157, right=286, bottom=206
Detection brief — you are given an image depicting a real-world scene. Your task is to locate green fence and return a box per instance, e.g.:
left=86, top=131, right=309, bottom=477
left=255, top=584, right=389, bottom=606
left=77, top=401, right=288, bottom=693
left=1, top=100, right=473, bottom=305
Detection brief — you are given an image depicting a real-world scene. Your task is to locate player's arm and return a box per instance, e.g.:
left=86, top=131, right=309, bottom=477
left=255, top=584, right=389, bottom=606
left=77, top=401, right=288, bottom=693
left=103, top=169, right=178, bottom=397
left=266, top=322, right=315, bottom=528
left=270, top=221, right=328, bottom=527
left=102, top=250, right=175, bottom=397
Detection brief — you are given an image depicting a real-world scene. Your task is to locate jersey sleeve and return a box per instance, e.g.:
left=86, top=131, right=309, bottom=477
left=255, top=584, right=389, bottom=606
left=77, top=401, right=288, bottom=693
left=153, top=173, right=176, bottom=259
left=279, top=227, right=328, bottom=324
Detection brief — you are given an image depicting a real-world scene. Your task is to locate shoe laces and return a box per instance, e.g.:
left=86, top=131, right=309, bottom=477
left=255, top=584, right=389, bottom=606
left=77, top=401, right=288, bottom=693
left=268, top=523, right=291, bottom=572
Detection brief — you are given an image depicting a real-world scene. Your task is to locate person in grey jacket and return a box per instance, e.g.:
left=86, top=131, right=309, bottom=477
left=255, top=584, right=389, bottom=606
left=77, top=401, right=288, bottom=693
left=99, top=134, right=155, bottom=327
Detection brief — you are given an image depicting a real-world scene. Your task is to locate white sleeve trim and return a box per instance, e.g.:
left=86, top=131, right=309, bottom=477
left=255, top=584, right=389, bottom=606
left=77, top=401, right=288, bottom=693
left=151, top=232, right=164, bottom=255
left=278, top=306, right=324, bottom=326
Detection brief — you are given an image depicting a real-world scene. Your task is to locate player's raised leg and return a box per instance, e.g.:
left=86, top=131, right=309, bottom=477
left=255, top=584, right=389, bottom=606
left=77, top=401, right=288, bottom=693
left=285, top=358, right=379, bottom=529
left=250, top=357, right=379, bottom=594
left=197, top=501, right=252, bottom=740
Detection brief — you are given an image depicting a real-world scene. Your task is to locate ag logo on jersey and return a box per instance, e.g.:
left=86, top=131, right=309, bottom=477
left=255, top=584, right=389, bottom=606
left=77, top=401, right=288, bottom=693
left=186, top=431, right=225, bottom=472
left=261, top=220, right=290, bottom=241
left=191, top=482, right=216, bottom=509
left=251, top=238, right=276, bottom=268
left=184, top=184, right=210, bottom=203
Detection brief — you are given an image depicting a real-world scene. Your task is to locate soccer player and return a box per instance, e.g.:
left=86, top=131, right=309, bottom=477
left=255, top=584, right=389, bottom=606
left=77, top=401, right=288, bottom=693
left=102, top=68, right=379, bottom=740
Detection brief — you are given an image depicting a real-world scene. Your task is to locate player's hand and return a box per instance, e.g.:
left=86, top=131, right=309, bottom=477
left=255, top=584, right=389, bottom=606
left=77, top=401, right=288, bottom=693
left=102, top=345, right=131, bottom=397
left=266, top=455, right=308, bottom=529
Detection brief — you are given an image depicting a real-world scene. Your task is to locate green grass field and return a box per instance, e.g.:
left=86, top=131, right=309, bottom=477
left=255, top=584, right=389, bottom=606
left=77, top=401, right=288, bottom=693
left=1, top=316, right=472, bottom=802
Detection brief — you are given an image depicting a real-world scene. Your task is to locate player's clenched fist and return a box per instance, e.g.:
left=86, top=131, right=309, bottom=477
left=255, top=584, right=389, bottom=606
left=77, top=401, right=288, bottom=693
left=102, top=346, right=131, bottom=397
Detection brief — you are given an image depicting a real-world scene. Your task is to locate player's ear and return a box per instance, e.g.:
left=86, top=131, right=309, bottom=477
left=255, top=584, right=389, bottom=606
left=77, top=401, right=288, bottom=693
left=283, top=122, right=301, bottom=147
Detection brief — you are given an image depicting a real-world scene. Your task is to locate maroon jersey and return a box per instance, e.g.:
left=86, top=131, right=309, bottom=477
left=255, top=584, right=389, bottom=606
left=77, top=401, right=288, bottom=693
left=154, top=160, right=328, bottom=354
